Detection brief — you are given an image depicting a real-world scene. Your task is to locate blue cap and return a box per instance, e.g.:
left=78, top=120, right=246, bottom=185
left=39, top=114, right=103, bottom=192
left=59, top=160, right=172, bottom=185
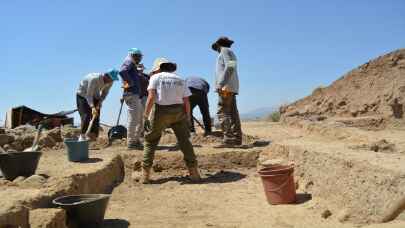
left=107, top=69, right=119, bottom=81
left=128, top=48, right=142, bottom=56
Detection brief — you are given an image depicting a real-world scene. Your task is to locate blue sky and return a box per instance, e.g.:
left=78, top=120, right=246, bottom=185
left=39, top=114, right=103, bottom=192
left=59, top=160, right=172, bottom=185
left=1, top=1, right=404, bottom=125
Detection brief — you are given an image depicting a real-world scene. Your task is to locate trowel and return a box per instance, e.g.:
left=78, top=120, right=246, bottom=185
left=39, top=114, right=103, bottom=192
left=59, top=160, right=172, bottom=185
left=24, top=124, right=45, bottom=152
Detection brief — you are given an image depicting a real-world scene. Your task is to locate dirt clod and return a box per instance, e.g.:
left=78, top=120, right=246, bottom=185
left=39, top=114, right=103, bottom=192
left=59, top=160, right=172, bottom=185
left=321, top=209, right=332, bottom=219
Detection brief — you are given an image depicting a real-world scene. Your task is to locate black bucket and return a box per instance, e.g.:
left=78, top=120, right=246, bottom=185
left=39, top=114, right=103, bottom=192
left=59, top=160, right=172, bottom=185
left=53, top=194, right=110, bottom=228
left=0, top=151, right=42, bottom=181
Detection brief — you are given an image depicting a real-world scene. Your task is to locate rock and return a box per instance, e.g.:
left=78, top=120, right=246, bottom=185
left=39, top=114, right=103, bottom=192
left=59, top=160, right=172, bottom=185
left=153, top=164, right=164, bottom=172
left=39, top=135, right=56, bottom=149
left=370, top=139, right=396, bottom=153
left=2, top=144, right=10, bottom=151
left=0, top=134, right=14, bottom=146
left=61, top=125, right=81, bottom=139
left=13, top=176, right=26, bottom=183
left=45, top=128, right=62, bottom=143
left=0, top=179, right=11, bottom=185
left=29, top=208, right=67, bottom=228
left=132, top=160, right=142, bottom=171
left=0, top=204, right=29, bottom=228
left=21, top=135, right=35, bottom=148
left=10, top=141, right=24, bottom=151
left=20, top=174, right=47, bottom=188
left=337, top=209, right=350, bottom=222
left=321, top=209, right=332, bottom=219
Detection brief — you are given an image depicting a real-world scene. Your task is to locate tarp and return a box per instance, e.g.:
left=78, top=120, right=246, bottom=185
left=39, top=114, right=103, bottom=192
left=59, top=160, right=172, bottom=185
left=4, top=106, right=76, bottom=129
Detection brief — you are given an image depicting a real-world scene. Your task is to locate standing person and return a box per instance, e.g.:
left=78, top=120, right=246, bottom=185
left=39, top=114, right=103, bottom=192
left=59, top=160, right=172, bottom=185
left=76, top=69, right=119, bottom=140
left=185, top=76, right=212, bottom=136
left=141, top=58, right=201, bottom=184
left=212, top=36, right=242, bottom=147
left=119, top=48, right=144, bottom=149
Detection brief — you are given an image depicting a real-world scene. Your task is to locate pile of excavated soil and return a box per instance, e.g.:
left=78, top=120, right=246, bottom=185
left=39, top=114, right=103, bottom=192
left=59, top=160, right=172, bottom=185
left=0, top=125, right=105, bottom=151
left=0, top=123, right=259, bottom=152
left=281, top=49, right=405, bottom=127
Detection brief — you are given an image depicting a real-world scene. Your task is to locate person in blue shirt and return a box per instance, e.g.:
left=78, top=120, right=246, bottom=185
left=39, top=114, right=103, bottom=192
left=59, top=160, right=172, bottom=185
left=119, top=48, right=144, bottom=149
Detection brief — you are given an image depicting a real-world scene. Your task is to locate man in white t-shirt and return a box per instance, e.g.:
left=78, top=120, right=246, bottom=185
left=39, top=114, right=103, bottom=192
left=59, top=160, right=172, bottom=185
left=140, top=58, right=201, bottom=184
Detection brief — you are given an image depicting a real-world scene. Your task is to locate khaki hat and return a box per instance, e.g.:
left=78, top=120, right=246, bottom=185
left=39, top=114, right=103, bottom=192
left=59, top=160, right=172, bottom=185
left=151, top=57, right=177, bottom=73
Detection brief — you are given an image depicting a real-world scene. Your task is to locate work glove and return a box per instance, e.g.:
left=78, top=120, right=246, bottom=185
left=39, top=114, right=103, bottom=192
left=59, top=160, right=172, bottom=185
left=91, top=107, right=99, bottom=118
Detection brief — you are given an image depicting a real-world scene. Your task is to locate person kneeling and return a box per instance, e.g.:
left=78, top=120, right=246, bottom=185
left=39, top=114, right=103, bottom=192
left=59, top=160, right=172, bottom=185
left=141, top=58, right=201, bottom=184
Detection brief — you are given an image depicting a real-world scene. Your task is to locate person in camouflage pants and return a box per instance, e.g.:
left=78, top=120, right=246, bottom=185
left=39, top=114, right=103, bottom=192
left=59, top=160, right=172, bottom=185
left=141, top=58, right=201, bottom=184
left=212, top=36, right=242, bottom=146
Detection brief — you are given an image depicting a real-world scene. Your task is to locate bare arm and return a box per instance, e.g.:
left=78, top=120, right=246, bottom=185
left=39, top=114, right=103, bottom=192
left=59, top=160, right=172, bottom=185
left=144, top=89, right=156, bottom=118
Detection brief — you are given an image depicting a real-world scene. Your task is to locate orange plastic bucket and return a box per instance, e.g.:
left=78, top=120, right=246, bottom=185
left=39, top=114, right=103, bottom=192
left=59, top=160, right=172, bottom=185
left=259, top=164, right=296, bottom=204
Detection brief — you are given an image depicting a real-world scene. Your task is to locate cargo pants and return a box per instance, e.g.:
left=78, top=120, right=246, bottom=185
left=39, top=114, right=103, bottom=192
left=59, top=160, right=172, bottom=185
left=142, top=104, right=197, bottom=169
left=124, top=94, right=143, bottom=144
left=217, top=93, right=242, bottom=144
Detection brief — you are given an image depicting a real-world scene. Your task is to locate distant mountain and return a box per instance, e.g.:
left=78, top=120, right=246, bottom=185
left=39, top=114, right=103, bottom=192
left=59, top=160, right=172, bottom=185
left=240, top=106, right=278, bottom=120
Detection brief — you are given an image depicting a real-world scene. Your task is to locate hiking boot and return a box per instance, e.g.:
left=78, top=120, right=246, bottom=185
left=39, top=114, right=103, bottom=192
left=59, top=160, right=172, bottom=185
left=128, top=141, right=143, bottom=150
left=141, top=167, right=151, bottom=184
left=187, top=166, right=201, bottom=182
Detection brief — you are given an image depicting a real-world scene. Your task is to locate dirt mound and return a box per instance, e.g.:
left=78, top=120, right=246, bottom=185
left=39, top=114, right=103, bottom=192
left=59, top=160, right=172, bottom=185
left=281, top=49, right=405, bottom=125
left=0, top=125, right=81, bottom=151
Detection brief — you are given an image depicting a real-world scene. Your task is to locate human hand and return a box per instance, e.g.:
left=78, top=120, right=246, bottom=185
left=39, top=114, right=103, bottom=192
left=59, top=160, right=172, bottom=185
left=91, top=107, right=99, bottom=118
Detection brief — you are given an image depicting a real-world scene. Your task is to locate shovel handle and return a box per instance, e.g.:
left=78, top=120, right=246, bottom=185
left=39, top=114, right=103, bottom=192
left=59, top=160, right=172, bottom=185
left=85, top=116, right=97, bottom=138
left=116, top=98, right=124, bottom=126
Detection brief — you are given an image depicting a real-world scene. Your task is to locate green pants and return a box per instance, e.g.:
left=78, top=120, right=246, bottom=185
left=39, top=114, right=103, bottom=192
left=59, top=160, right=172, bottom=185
left=143, top=104, right=197, bottom=169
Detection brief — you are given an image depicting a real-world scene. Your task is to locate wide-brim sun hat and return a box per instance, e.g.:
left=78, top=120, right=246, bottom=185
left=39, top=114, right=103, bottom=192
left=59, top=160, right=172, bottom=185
left=151, top=57, right=177, bottom=73
left=211, top=36, right=234, bottom=50
left=106, top=69, right=119, bottom=81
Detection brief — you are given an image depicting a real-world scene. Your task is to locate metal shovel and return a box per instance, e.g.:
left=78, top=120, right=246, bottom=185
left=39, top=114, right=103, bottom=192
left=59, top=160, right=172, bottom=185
left=85, top=115, right=97, bottom=139
left=24, top=124, right=44, bottom=152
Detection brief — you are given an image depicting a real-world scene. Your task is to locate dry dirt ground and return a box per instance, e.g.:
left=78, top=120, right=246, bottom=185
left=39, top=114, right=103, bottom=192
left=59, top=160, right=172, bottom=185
left=102, top=121, right=405, bottom=228
left=1, top=121, right=404, bottom=228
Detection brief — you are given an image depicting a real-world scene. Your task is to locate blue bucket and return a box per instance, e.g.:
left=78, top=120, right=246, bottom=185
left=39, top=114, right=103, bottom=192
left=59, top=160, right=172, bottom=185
left=64, top=139, right=89, bottom=162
